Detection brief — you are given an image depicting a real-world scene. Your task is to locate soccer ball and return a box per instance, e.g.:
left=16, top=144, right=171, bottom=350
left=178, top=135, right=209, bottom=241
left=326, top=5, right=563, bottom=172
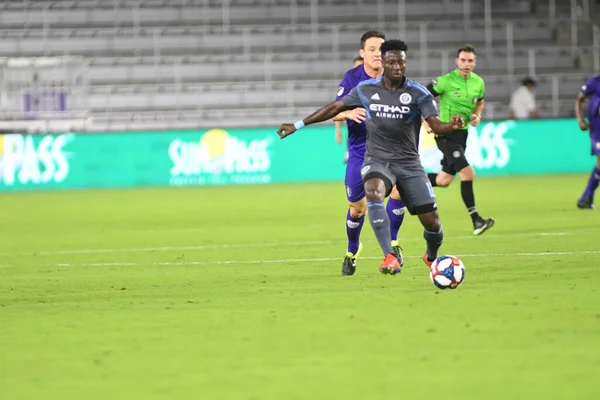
left=429, top=255, right=465, bottom=289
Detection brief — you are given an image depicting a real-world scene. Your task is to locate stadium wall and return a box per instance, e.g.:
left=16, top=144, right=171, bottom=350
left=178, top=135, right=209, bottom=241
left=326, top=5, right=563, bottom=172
left=0, top=119, right=593, bottom=192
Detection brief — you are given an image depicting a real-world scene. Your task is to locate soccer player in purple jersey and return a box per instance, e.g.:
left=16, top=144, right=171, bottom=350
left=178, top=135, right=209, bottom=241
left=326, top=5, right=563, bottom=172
left=277, top=40, right=464, bottom=274
left=331, top=31, right=407, bottom=276
left=335, top=55, right=364, bottom=161
left=575, top=74, right=600, bottom=209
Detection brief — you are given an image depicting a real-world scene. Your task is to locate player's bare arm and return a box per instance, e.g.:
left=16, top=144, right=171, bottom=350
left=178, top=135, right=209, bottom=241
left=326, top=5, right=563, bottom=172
left=332, top=108, right=367, bottom=123
left=422, top=119, right=434, bottom=134
left=278, top=100, right=349, bottom=139
left=334, top=120, right=344, bottom=144
left=332, top=113, right=345, bottom=121
left=425, top=115, right=465, bottom=134
left=575, top=92, right=589, bottom=131
left=470, top=99, right=484, bottom=127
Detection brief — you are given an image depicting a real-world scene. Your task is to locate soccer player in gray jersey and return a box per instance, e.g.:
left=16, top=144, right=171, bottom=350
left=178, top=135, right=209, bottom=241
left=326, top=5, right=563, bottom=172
left=278, top=40, right=464, bottom=274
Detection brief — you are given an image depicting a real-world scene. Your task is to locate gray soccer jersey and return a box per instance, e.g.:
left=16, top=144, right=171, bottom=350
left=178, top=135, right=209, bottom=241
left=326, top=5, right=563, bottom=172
left=341, top=77, right=438, bottom=165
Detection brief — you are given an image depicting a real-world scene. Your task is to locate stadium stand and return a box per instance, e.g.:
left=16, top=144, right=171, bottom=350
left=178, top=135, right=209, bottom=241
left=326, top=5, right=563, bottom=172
left=0, top=0, right=598, bottom=131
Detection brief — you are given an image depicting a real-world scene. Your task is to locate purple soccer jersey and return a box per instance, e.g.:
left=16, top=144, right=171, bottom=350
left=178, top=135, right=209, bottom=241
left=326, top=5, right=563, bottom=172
left=581, top=75, right=600, bottom=155
left=336, top=64, right=376, bottom=201
left=336, top=64, right=373, bottom=156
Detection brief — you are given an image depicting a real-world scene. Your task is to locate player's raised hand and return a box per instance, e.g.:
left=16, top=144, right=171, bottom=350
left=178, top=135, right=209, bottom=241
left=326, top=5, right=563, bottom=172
left=347, top=108, right=367, bottom=123
left=450, top=115, right=465, bottom=130
left=578, top=119, right=589, bottom=131
left=277, top=123, right=296, bottom=139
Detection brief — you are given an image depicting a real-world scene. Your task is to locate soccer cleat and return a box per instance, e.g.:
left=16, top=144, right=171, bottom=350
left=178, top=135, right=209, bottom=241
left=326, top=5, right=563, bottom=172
left=341, top=242, right=363, bottom=276
left=379, top=253, right=401, bottom=275
left=473, top=217, right=495, bottom=236
left=577, top=195, right=595, bottom=210
left=391, top=239, right=404, bottom=267
left=423, top=252, right=434, bottom=269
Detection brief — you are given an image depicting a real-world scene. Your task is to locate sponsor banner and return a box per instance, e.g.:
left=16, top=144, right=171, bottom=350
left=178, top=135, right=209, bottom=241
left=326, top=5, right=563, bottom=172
left=0, top=127, right=346, bottom=191
left=168, top=128, right=273, bottom=186
left=0, top=133, right=74, bottom=188
left=419, top=119, right=594, bottom=175
left=0, top=120, right=594, bottom=191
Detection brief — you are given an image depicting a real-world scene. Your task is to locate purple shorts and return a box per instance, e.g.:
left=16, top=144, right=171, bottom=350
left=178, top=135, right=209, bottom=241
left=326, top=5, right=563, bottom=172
left=345, top=154, right=366, bottom=202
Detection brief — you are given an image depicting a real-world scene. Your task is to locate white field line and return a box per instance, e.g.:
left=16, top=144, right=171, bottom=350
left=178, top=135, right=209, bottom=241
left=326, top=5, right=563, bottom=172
left=39, top=250, right=600, bottom=268
left=1, top=249, right=597, bottom=269
left=1, top=240, right=336, bottom=257
left=0, top=231, right=575, bottom=257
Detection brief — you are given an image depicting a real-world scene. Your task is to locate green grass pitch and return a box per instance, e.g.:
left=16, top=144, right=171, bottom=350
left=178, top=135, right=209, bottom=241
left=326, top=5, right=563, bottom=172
left=1, top=174, right=599, bottom=399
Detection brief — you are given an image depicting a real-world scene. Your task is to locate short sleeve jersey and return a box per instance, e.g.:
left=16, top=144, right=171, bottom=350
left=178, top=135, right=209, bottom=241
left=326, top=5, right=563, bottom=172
left=581, top=75, right=600, bottom=131
left=430, top=69, right=485, bottom=124
left=336, top=64, right=374, bottom=157
left=341, top=77, right=438, bottom=166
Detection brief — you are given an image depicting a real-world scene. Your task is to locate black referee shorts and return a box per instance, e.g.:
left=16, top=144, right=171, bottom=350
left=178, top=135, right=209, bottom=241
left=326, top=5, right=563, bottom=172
left=434, top=129, right=470, bottom=176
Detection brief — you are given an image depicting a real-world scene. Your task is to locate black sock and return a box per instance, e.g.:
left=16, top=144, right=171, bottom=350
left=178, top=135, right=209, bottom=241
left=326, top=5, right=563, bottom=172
left=427, top=173, right=439, bottom=187
left=461, top=180, right=480, bottom=223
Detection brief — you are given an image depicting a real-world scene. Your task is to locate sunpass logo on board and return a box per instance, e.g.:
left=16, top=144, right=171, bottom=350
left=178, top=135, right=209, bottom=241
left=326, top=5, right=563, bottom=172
left=168, top=129, right=273, bottom=186
left=0, top=134, right=73, bottom=187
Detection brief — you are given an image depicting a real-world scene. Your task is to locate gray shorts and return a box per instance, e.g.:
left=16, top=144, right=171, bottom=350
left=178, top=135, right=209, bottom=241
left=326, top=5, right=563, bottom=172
left=361, top=156, right=437, bottom=215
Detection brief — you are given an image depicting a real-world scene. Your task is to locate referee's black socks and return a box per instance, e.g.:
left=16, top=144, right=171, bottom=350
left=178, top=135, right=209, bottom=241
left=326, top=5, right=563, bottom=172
left=461, top=180, right=480, bottom=223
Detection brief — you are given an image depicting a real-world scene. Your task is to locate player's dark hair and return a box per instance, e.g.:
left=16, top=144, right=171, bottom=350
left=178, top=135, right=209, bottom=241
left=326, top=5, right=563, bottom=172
left=381, top=39, right=408, bottom=56
left=360, top=30, right=385, bottom=49
left=456, top=44, right=477, bottom=57
left=353, top=55, right=364, bottom=63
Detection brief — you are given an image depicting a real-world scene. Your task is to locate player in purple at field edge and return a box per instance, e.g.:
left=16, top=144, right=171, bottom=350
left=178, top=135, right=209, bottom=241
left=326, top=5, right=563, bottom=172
left=335, top=55, right=364, bottom=154
left=575, top=74, right=600, bottom=210
left=331, top=31, right=407, bottom=276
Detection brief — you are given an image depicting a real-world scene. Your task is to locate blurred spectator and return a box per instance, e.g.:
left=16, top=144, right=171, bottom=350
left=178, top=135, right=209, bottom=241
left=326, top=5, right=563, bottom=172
left=509, top=76, right=539, bottom=119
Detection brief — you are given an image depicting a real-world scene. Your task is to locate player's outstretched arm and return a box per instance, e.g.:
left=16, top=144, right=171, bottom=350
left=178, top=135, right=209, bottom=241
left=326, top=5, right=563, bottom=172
left=425, top=115, right=465, bottom=135
left=575, top=92, right=589, bottom=131
left=278, top=100, right=348, bottom=139
left=332, top=108, right=367, bottom=123
left=334, top=120, right=344, bottom=144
